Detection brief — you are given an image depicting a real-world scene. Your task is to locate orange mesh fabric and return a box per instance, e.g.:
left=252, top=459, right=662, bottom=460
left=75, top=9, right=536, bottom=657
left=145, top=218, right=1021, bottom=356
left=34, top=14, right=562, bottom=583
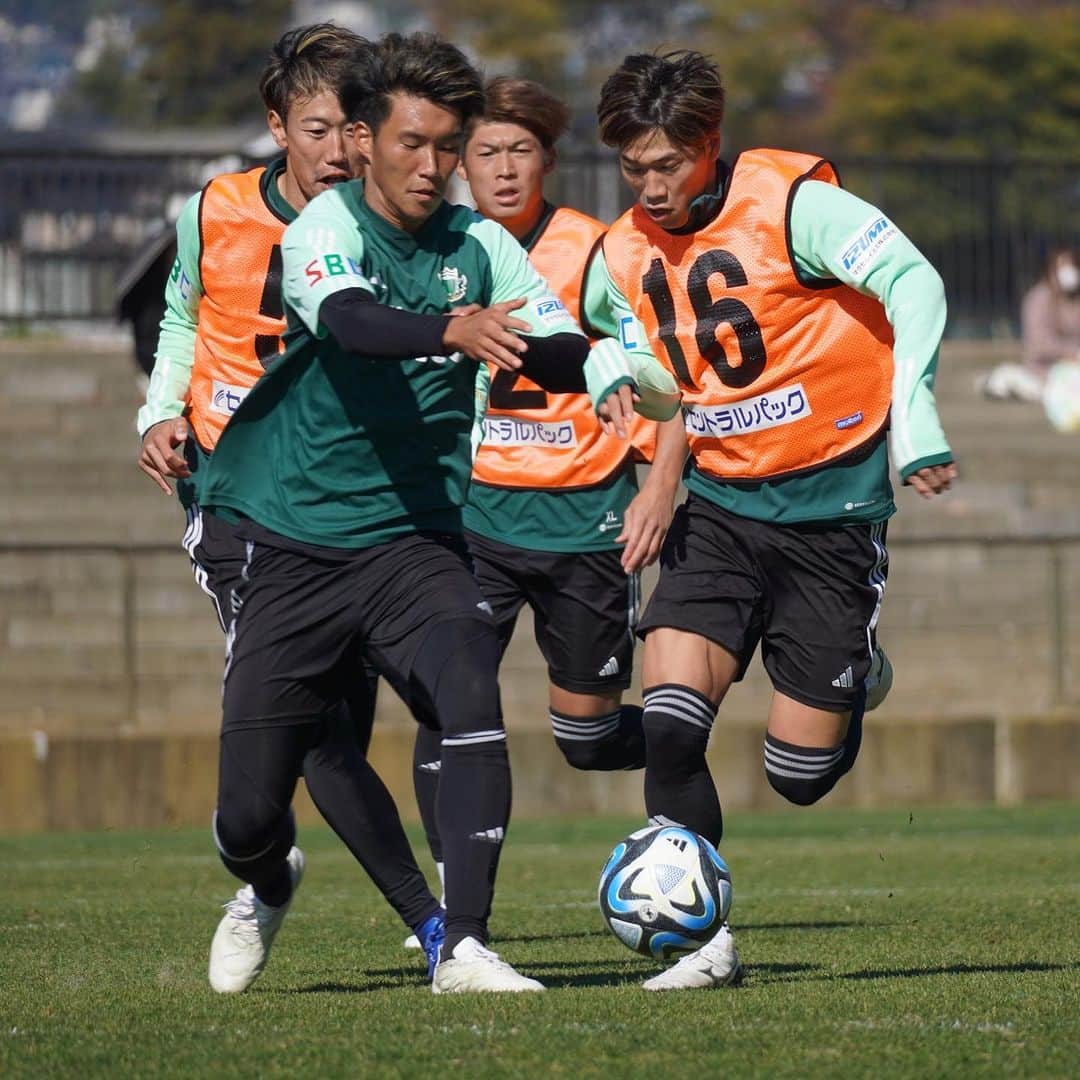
left=188, top=168, right=289, bottom=450
left=473, top=207, right=649, bottom=488
left=604, top=149, right=894, bottom=482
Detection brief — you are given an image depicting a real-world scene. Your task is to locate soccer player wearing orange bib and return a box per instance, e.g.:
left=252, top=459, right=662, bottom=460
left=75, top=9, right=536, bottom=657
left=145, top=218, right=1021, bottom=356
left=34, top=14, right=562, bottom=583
left=405, top=78, right=687, bottom=907
left=589, top=51, right=956, bottom=989
left=134, top=26, right=444, bottom=992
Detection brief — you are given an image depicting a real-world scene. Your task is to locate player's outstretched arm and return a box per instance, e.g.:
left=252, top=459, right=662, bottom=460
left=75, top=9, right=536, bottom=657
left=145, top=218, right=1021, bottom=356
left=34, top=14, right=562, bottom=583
left=791, top=180, right=956, bottom=498
left=618, top=414, right=688, bottom=572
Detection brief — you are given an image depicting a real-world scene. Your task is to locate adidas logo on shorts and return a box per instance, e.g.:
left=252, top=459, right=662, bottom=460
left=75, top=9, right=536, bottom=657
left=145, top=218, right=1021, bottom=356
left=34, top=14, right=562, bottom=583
left=598, top=656, right=620, bottom=678
left=831, top=666, right=855, bottom=689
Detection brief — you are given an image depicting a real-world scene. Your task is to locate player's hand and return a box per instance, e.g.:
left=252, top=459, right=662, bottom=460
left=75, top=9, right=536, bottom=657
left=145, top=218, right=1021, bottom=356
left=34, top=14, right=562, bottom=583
left=619, top=481, right=677, bottom=573
left=137, top=417, right=191, bottom=494
left=448, top=303, right=482, bottom=318
left=597, top=383, right=638, bottom=439
left=907, top=462, right=958, bottom=499
left=442, top=298, right=531, bottom=371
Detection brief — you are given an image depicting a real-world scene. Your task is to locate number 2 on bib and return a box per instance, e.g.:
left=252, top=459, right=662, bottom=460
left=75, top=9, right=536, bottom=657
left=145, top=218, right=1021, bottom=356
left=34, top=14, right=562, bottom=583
left=641, top=249, right=767, bottom=392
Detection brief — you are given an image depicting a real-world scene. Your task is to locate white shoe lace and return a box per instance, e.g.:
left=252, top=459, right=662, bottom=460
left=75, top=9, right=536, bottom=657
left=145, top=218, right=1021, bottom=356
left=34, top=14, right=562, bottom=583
left=222, top=886, right=263, bottom=945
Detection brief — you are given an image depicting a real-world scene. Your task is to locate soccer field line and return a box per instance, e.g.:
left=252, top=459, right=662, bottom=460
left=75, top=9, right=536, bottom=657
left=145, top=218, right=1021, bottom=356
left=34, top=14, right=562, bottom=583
left=533, top=880, right=1080, bottom=909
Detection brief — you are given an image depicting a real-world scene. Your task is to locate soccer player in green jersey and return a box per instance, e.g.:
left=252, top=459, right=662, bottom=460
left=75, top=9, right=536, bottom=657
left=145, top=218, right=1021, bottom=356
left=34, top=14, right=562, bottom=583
left=588, top=50, right=956, bottom=989
left=200, top=32, right=625, bottom=993
left=404, top=78, right=686, bottom=942
left=133, top=25, right=445, bottom=993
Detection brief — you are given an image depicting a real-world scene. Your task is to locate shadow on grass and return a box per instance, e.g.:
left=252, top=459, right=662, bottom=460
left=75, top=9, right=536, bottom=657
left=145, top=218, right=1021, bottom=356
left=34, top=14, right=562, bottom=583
left=838, top=961, right=1075, bottom=982
left=496, top=929, right=609, bottom=945
left=751, top=960, right=1075, bottom=987
left=740, top=920, right=882, bottom=932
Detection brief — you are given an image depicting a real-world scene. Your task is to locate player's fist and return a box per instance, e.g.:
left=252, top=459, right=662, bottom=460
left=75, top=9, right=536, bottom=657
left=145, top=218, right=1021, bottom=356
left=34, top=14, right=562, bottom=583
left=907, top=461, right=958, bottom=499
left=138, top=417, right=191, bottom=494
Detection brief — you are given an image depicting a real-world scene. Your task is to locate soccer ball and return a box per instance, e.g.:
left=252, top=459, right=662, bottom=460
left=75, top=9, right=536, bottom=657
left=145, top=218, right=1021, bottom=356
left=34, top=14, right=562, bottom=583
left=598, top=824, right=732, bottom=961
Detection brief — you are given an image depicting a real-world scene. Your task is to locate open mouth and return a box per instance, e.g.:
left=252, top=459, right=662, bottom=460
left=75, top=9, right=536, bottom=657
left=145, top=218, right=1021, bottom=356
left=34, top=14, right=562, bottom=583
left=493, top=187, right=520, bottom=205
left=318, top=172, right=351, bottom=186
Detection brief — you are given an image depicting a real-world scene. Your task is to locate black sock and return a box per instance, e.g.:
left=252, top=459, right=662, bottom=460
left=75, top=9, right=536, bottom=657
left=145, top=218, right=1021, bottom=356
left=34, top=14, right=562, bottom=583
left=412, top=723, right=444, bottom=863
left=642, top=684, right=723, bottom=845
left=409, top=618, right=510, bottom=952
left=303, top=709, right=439, bottom=930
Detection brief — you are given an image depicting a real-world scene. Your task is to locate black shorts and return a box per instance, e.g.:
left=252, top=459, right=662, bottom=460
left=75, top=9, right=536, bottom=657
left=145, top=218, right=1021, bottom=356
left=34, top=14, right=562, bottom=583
left=182, top=503, right=247, bottom=633
left=637, top=494, right=889, bottom=712
left=222, top=530, right=493, bottom=732
left=466, top=530, right=639, bottom=695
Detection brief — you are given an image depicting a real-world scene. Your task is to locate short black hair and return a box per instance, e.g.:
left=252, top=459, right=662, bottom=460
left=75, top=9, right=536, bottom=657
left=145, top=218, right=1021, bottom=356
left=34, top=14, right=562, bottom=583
left=340, top=32, right=484, bottom=132
left=259, top=23, right=370, bottom=120
left=597, top=50, right=725, bottom=152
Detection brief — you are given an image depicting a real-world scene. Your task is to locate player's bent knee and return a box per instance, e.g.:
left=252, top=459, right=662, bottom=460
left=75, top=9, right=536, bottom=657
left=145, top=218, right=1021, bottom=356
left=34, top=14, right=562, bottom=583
left=763, top=734, right=845, bottom=806
left=213, top=806, right=296, bottom=864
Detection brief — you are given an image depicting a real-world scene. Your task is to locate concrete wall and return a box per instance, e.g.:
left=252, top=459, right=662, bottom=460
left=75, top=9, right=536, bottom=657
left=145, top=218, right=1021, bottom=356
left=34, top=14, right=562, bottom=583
left=2, top=339, right=1079, bottom=830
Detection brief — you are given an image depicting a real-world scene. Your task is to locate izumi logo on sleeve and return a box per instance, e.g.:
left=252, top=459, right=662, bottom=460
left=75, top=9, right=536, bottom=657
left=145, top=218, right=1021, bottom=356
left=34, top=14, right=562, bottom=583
left=534, top=296, right=573, bottom=327
left=304, top=253, right=365, bottom=287
left=839, top=216, right=898, bottom=277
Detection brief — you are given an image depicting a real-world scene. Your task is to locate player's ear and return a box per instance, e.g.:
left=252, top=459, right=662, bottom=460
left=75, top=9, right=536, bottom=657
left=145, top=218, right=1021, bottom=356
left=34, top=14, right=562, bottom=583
left=542, top=146, right=557, bottom=177
left=267, top=110, right=288, bottom=152
left=352, top=120, right=374, bottom=160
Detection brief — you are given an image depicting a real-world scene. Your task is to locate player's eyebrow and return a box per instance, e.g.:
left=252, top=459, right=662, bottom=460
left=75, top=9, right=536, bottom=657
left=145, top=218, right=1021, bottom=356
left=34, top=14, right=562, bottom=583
left=475, top=137, right=534, bottom=150
left=621, top=153, right=682, bottom=170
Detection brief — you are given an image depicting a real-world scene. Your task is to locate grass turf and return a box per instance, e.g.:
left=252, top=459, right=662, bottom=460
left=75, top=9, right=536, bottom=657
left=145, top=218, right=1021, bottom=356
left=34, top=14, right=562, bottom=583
left=1, top=803, right=1077, bottom=1078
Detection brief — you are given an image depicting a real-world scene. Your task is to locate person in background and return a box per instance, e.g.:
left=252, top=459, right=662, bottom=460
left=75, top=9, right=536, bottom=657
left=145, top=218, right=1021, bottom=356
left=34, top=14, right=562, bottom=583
left=979, top=247, right=1080, bottom=404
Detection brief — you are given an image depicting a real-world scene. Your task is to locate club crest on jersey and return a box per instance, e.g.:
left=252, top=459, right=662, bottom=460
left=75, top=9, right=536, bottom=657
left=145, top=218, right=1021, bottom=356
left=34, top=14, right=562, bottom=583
left=439, top=266, right=468, bottom=302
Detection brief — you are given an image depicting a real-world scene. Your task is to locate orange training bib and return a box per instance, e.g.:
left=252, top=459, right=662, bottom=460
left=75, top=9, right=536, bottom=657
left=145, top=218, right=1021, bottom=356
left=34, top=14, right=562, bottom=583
left=604, top=149, right=894, bottom=482
left=187, top=167, right=289, bottom=450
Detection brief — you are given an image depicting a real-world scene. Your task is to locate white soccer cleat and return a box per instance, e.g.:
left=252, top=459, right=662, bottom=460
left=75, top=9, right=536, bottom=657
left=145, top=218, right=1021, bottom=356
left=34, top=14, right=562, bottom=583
left=641, top=923, right=742, bottom=991
left=864, top=645, right=893, bottom=712
left=208, top=846, right=305, bottom=994
left=431, top=936, right=545, bottom=994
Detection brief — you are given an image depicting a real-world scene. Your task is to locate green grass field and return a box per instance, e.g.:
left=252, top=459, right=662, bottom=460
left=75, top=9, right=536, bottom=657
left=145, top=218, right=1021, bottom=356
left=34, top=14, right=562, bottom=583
left=2, top=803, right=1077, bottom=1078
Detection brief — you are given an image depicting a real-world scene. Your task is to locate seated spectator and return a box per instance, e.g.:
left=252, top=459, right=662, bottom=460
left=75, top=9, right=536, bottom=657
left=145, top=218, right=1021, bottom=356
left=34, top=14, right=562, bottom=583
left=980, top=247, right=1080, bottom=403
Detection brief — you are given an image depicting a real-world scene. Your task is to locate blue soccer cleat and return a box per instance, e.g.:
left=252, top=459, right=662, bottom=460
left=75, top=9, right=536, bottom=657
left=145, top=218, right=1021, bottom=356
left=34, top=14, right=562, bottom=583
left=414, top=910, right=446, bottom=980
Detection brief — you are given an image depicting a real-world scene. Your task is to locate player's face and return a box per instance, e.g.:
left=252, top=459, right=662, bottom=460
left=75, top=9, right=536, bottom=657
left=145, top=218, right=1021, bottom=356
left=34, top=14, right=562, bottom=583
left=268, top=89, right=358, bottom=211
left=460, top=121, right=553, bottom=240
left=355, top=93, right=464, bottom=233
left=619, top=129, right=720, bottom=231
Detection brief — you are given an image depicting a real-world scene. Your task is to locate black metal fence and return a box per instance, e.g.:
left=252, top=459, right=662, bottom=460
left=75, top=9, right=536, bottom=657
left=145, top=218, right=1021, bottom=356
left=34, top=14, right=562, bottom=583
left=1, top=144, right=1077, bottom=336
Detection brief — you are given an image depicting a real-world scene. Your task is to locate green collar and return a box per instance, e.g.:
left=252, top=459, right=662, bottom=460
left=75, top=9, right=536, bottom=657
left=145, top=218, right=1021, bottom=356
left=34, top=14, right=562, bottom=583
left=667, top=159, right=731, bottom=236
left=518, top=201, right=557, bottom=253
left=340, top=179, right=452, bottom=254
left=259, top=156, right=296, bottom=224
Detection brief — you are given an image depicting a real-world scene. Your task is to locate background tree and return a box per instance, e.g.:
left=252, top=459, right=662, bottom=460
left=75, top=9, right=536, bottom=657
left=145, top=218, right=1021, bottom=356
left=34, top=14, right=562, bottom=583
left=824, top=6, right=1080, bottom=157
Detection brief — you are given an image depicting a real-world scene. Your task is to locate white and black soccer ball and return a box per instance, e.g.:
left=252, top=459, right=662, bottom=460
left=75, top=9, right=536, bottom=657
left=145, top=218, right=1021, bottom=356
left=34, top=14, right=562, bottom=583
left=598, top=824, right=732, bottom=961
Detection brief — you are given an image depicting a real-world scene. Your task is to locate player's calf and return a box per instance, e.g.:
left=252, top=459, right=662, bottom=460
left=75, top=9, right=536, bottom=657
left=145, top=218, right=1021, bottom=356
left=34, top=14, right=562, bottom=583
left=642, top=684, right=724, bottom=845
left=763, top=733, right=851, bottom=805
left=550, top=703, right=645, bottom=770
